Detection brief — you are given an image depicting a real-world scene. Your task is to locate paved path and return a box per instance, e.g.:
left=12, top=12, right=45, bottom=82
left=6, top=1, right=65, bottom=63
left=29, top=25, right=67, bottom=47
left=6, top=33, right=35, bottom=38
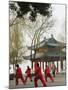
left=9, top=73, right=66, bottom=89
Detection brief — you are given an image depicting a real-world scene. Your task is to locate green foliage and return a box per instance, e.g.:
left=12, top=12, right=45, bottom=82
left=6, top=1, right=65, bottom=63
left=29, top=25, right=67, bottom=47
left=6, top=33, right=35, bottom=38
left=9, top=19, right=25, bottom=65
left=9, top=1, right=51, bottom=21
left=9, top=1, right=54, bottom=66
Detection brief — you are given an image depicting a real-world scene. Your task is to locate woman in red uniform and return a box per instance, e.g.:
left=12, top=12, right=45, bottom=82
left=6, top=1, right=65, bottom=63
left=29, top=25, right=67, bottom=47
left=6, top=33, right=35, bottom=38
left=45, top=65, right=54, bottom=82
left=34, top=62, right=47, bottom=87
left=16, top=64, right=25, bottom=85
left=25, top=66, right=32, bottom=83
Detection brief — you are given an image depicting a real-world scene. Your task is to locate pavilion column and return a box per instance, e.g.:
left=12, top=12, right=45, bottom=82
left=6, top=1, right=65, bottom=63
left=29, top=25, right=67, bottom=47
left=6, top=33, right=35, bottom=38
left=64, top=60, right=66, bottom=70
left=52, top=61, right=54, bottom=64
left=48, top=62, right=49, bottom=66
left=49, top=62, right=51, bottom=67
left=31, top=61, right=33, bottom=70
left=45, top=62, right=47, bottom=69
left=50, top=62, right=52, bottom=68
left=61, top=60, right=63, bottom=71
left=40, top=62, right=42, bottom=68
left=57, top=61, right=59, bottom=73
left=42, top=62, right=44, bottom=71
left=46, top=62, right=47, bottom=66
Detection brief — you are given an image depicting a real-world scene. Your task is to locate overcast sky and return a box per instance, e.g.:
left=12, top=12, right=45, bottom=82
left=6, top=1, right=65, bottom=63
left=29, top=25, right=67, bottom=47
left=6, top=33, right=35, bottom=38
left=51, top=4, right=65, bottom=42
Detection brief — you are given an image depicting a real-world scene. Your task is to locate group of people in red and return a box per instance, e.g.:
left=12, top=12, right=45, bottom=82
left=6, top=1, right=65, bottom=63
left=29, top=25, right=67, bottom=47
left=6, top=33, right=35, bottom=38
left=16, top=62, right=55, bottom=87
left=16, top=64, right=32, bottom=85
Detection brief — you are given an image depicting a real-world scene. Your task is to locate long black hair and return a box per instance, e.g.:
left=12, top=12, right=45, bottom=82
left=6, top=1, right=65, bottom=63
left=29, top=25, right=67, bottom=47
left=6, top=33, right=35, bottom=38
left=16, top=64, right=19, bottom=67
left=37, top=62, right=40, bottom=67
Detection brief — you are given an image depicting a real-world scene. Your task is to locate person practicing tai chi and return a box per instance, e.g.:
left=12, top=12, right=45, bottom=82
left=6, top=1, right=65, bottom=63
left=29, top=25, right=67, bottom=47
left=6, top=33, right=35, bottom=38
left=34, top=62, right=47, bottom=87
left=51, top=64, right=56, bottom=77
left=25, top=66, right=32, bottom=83
left=45, top=64, right=54, bottom=82
left=16, top=64, right=25, bottom=85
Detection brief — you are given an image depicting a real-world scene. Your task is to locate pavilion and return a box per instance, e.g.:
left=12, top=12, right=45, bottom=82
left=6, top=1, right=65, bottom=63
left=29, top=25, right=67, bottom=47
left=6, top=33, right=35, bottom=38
left=23, top=35, right=66, bottom=72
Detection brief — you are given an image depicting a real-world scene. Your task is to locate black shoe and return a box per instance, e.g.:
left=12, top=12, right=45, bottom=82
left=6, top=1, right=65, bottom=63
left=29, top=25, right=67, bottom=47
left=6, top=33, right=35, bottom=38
left=44, top=84, right=47, bottom=87
left=31, top=80, right=32, bottom=82
left=16, top=83, right=18, bottom=85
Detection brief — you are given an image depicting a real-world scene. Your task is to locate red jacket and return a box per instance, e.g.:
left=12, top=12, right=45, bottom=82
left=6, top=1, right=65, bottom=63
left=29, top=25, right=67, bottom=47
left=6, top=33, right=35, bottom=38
left=16, top=67, right=22, bottom=77
left=35, top=67, right=42, bottom=76
left=34, top=63, right=42, bottom=77
left=25, top=68, right=31, bottom=75
left=34, top=63, right=37, bottom=72
left=45, top=66, right=50, bottom=75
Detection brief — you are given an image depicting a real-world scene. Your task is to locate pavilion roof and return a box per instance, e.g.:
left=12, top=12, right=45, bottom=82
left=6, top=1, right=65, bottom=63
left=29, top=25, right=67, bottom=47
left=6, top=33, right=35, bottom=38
left=23, top=35, right=66, bottom=62
left=28, top=35, right=66, bottom=50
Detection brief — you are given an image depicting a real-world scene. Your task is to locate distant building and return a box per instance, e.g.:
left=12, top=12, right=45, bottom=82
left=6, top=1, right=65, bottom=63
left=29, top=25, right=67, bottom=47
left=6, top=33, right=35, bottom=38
left=23, top=35, right=66, bottom=73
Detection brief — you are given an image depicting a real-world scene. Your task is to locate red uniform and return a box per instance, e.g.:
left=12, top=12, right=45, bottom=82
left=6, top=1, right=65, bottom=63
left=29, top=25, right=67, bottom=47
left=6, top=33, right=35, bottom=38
left=16, top=67, right=25, bottom=85
left=25, top=67, right=32, bottom=82
left=34, top=63, right=47, bottom=87
left=45, top=66, right=54, bottom=82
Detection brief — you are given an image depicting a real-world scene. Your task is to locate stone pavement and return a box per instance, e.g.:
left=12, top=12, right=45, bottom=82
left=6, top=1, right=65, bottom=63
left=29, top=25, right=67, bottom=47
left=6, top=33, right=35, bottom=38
left=9, top=73, right=66, bottom=89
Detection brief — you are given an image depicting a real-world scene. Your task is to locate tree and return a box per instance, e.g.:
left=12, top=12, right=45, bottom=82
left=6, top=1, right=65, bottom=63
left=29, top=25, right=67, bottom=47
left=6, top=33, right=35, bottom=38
left=24, top=15, right=55, bottom=60
left=9, top=1, right=53, bottom=67
left=9, top=18, right=26, bottom=70
left=9, top=1, right=51, bottom=23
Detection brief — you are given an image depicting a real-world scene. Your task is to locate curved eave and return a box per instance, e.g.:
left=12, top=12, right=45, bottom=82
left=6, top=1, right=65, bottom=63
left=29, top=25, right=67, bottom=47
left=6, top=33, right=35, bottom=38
left=27, top=37, right=66, bottom=50
left=23, top=51, right=66, bottom=61
left=27, top=43, right=66, bottom=50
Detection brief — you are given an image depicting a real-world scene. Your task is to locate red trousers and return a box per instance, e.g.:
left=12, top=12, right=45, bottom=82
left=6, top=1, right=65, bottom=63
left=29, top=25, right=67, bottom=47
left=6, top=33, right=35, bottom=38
left=25, top=74, right=32, bottom=82
left=45, top=73, right=54, bottom=82
left=34, top=75, right=47, bottom=87
left=16, top=75, right=25, bottom=85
